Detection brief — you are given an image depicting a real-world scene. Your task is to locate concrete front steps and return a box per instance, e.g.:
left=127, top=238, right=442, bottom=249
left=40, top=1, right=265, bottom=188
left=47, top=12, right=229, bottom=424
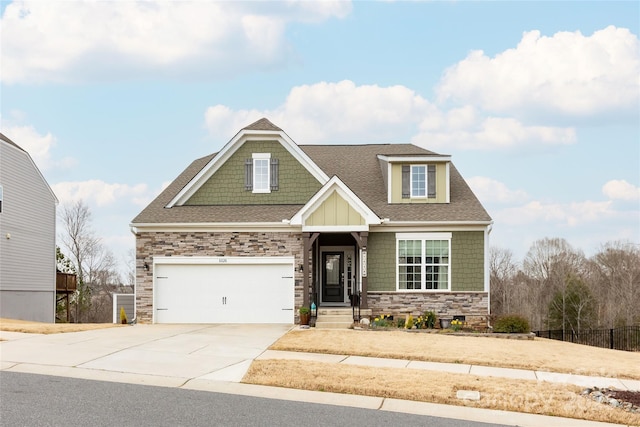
left=314, top=307, right=372, bottom=329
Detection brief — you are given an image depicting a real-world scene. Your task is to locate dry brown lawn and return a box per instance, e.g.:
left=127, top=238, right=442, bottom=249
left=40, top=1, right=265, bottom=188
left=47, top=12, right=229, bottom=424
left=245, top=329, right=640, bottom=424
left=270, top=329, right=640, bottom=379
left=245, top=360, right=640, bottom=426
left=0, top=318, right=123, bottom=334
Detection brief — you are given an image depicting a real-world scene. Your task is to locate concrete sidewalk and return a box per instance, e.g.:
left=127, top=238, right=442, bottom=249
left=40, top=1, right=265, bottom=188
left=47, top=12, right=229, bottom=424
left=1, top=326, right=635, bottom=427
left=257, top=349, right=640, bottom=391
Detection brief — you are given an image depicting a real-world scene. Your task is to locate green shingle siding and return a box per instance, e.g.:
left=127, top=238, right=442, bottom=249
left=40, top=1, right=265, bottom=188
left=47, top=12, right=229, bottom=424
left=451, top=231, right=485, bottom=292
left=186, top=141, right=321, bottom=205
left=366, top=231, right=485, bottom=292
left=367, top=232, right=396, bottom=291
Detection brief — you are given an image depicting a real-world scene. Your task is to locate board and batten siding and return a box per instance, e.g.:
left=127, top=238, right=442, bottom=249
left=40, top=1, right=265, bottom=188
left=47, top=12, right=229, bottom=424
left=0, top=140, right=57, bottom=322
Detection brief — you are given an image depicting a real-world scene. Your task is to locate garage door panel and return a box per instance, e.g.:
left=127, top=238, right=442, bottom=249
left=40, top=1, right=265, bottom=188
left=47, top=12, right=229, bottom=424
left=154, top=260, right=294, bottom=324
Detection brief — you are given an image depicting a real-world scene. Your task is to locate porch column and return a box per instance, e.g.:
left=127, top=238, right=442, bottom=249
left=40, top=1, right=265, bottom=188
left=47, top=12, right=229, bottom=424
left=302, top=232, right=319, bottom=308
left=360, top=232, right=369, bottom=309
left=351, top=231, right=369, bottom=309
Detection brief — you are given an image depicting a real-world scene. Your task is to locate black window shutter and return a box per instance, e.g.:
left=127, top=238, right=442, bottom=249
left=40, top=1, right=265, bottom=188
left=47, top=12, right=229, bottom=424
left=401, top=165, right=410, bottom=199
left=244, top=158, right=253, bottom=190
left=270, top=158, right=279, bottom=191
left=428, top=164, right=436, bottom=198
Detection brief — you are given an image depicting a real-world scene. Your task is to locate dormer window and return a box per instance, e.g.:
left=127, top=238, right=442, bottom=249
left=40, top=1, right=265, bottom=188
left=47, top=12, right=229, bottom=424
left=402, top=164, right=436, bottom=199
left=245, top=153, right=279, bottom=193
left=411, top=165, right=426, bottom=198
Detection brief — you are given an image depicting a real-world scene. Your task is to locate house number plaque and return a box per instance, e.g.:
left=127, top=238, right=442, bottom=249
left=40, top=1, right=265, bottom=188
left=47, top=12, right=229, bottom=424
left=361, top=249, right=367, bottom=277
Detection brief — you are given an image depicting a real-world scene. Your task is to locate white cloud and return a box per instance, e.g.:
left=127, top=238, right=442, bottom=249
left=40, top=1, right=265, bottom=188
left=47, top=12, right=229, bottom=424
left=412, top=108, right=576, bottom=150
left=52, top=180, right=149, bottom=207
left=205, top=80, right=433, bottom=143
left=205, top=81, right=577, bottom=149
left=1, top=124, right=56, bottom=168
left=1, top=120, right=77, bottom=170
left=489, top=198, right=638, bottom=260
left=496, top=200, right=615, bottom=227
left=437, top=26, right=640, bottom=117
left=603, top=179, right=640, bottom=201
left=466, top=177, right=529, bottom=204
left=0, top=1, right=351, bottom=84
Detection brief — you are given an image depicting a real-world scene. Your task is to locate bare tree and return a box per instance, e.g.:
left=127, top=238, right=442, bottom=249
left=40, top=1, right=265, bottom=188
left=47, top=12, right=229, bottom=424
left=589, top=241, right=640, bottom=327
left=522, top=238, right=586, bottom=331
left=548, top=274, right=595, bottom=332
left=124, top=249, right=136, bottom=290
left=489, top=246, right=518, bottom=316
left=59, top=200, right=120, bottom=323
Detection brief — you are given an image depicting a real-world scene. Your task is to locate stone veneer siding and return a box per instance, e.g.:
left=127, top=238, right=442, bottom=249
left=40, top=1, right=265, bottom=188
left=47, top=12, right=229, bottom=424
left=367, top=231, right=485, bottom=292
left=368, top=292, right=489, bottom=329
left=135, top=231, right=305, bottom=323
left=186, top=140, right=321, bottom=205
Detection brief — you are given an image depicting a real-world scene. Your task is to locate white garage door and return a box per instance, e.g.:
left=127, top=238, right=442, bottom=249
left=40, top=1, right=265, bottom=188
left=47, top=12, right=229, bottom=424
left=154, top=257, right=294, bottom=324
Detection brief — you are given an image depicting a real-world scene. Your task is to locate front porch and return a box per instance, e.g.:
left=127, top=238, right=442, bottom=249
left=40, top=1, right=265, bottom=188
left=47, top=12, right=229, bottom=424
left=302, top=231, right=370, bottom=324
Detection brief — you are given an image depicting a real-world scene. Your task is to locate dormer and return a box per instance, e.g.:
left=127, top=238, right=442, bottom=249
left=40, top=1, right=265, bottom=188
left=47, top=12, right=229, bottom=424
left=377, top=154, right=451, bottom=204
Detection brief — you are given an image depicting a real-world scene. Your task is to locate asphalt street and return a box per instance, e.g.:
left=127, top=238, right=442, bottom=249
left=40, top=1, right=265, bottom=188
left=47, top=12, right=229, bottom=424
left=0, top=372, right=511, bottom=427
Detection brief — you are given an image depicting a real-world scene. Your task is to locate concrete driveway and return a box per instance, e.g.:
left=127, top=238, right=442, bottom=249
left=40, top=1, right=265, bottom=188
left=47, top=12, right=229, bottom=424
left=0, top=324, right=291, bottom=385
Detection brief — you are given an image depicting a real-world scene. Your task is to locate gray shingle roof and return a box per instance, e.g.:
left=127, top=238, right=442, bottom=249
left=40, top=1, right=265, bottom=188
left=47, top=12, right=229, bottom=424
left=132, top=153, right=304, bottom=224
left=301, top=144, right=491, bottom=222
left=243, top=118, right=282, bottom=132
left=132, top=133, right=491, bottom=225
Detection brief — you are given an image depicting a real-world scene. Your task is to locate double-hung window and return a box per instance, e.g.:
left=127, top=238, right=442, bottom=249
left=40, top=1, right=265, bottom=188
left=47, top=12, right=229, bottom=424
left=245, top=153, right=279, bottom=193
left=411, top=165, right=426, bottom=197
left=397, top=233, right=451, bottom=291
left=252, top=153, right=270, bottom=193
left=402, top=164, right=436, bottom=199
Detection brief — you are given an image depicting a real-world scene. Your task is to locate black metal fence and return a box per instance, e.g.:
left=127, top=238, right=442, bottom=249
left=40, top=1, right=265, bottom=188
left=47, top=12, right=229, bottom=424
left=534, top=326, right=640, bottom=352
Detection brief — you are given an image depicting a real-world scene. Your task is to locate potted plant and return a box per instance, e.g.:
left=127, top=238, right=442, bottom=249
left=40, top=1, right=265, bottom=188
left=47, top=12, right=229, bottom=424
left=299, top=306, right=311, bottom=326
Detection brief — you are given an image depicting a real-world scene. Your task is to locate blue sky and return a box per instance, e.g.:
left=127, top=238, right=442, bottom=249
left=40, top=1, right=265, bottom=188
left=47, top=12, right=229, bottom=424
left=1, top=1, right=638, bottom=275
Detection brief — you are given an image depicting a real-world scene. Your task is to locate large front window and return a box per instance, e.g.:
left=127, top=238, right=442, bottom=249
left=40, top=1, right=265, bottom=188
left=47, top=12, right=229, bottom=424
left=397, top=233, right=451, bottom=291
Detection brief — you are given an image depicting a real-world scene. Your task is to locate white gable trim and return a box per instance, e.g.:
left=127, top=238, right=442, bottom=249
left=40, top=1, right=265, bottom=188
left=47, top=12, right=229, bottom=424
left=290, top=175, right=380, bottom=231
left=166, top=129, right=329, bottom=208
left=377, top=154, right=452, bottom=163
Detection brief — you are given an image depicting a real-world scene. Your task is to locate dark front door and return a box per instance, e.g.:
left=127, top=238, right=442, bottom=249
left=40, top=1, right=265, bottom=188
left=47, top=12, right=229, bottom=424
left=322, top=252, right=344, bottom=303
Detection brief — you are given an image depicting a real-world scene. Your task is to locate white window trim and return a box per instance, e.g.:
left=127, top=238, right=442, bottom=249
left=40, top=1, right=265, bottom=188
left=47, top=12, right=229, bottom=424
left=252, top=153, right=271, bottom=193
left=396, top=232, right=452, bottom=292
left=410, top=164, right=427, bottom=199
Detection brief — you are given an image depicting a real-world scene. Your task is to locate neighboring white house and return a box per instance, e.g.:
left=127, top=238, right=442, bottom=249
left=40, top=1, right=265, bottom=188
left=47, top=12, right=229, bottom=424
left=0, top=133, right=58, bottom=322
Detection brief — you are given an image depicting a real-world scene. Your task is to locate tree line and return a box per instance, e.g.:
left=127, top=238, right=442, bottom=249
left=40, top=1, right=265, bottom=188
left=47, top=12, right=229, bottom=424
left=57, top=200, right=133, bottom=323
left=490, top=237, right=639, bottom=332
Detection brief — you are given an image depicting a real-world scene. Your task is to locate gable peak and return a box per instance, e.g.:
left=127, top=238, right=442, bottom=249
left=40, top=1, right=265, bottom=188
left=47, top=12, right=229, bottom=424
left=0, top=132, right=26, bottom=152
left=243, top=118, right=282, bottom=132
